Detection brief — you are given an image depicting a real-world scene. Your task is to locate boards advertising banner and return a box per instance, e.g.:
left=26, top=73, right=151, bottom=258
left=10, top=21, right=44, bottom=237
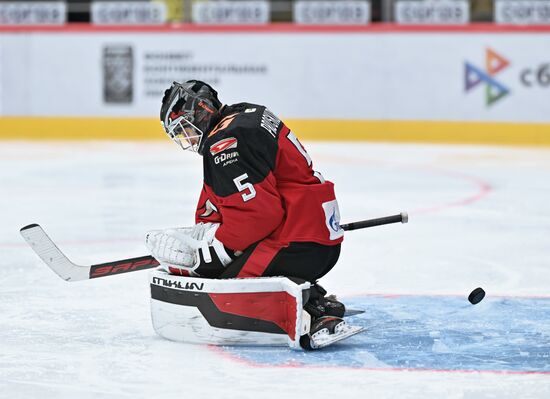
left=395, top=0, right=469, bottom=24
left=192, top=1, right=270, bottom=24
left=495, top=0, right=550, bottom=25
left=293, top=1, right=370, bottom=25
left=0, top=2, right=66, bottom=25
left=0, top=28, right=549, bottom=144
left=91, top=1, right=167, bottom=25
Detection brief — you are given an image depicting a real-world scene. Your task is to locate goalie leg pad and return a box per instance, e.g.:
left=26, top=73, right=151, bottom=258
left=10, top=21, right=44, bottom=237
left=150, top=270, right=311, bottom=348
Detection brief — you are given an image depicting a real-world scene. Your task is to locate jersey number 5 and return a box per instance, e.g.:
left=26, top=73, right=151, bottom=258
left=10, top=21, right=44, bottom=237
left=233, top=173, right=257, bottom=202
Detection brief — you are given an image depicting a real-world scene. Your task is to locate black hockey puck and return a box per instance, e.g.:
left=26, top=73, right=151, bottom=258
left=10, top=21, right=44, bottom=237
left=468, top=287, right=486, bottom=305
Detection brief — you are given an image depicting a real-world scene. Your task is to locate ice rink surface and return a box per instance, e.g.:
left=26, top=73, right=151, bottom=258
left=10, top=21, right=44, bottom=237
left=1, top=141, right=549, bottom=398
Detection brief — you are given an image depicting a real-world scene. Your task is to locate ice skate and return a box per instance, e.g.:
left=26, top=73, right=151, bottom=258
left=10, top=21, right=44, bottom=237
left=300, top=316, right=365, bottom=350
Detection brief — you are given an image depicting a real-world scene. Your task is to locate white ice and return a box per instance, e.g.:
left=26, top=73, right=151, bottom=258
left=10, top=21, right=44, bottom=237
left=1, top=141, right=549, bottom=398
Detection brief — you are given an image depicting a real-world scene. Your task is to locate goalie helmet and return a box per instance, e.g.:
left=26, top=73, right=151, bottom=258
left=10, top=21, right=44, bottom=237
left=160, top=80, right=223, bottom=154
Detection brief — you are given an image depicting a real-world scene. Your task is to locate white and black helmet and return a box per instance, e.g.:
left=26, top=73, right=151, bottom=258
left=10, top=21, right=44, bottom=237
left=160, top=80, right=222, bottom=154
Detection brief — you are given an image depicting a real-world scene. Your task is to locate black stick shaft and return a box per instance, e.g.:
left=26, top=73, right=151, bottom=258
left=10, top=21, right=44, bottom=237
left=340, top=212, right=408, bottom=231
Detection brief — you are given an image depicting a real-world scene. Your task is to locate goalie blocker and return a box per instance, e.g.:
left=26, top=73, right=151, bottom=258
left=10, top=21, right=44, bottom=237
left=150, top=270, right=314, bottom=348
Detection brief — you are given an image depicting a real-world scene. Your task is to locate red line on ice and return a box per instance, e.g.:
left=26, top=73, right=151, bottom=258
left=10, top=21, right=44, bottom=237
left=317, top=154, right=493, bottom=215
left=207, top=345, right=550, bottom=375
left=410, top=166, right=492, bottom=215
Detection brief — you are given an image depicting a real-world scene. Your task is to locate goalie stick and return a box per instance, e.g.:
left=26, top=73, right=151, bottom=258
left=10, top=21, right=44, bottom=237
left=20, top=212, right=407, bottom=282
left=339, top=212, right=408, bottom=231
left=20, top=224, right=159, bottom=281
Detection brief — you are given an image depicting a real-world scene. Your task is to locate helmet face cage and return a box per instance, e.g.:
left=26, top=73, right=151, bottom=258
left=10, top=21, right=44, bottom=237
left=160, top=81, right=221, bottom=153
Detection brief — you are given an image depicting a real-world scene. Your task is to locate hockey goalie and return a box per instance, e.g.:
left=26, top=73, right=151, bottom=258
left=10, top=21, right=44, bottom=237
left=147, top=80, right=363, bottom=350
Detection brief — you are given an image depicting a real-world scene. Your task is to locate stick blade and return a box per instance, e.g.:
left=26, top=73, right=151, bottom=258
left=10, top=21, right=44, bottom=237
left=20, top=224, right=90, bottom=282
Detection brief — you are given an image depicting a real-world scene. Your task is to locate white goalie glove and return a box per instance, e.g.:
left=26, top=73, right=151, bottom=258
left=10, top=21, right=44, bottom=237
left=145, top=223, right=233, bottom=275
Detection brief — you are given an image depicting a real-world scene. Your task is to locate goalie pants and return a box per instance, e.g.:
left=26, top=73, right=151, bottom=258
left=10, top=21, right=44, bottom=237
left=209, top=240, right=341, bottom=282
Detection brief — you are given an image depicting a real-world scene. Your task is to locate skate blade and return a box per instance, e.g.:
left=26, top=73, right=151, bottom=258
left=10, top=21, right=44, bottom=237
left=310, top=325, right=365, bottom=349
left=343, top=308, right=365, bottom=317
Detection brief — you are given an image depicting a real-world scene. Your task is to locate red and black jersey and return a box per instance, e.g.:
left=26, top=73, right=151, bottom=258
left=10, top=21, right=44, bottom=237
left=195, top=103, right=344, bottom=252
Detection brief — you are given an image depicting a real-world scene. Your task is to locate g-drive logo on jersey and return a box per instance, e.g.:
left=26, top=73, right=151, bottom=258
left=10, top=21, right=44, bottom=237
left=465, top=48, right=511, bottom=107
left=210, top=137, right=239, bottom=167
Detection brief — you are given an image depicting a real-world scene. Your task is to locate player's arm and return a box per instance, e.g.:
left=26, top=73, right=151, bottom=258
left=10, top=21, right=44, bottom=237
left=195, top=185, right=222, bottom=224
left=145, top=134, right=282, bottom=277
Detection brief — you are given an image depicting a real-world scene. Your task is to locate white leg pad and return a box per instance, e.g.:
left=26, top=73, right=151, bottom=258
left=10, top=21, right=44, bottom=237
left=150, top=269, right=311, bottom=349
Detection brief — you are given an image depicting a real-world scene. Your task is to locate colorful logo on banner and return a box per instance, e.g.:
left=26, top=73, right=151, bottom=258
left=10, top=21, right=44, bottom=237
left=465, top=49, right=511, bottom=106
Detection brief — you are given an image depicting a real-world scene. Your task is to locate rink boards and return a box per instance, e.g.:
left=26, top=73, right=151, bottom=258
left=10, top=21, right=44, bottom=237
left=1, top=25, right=550, bottom=145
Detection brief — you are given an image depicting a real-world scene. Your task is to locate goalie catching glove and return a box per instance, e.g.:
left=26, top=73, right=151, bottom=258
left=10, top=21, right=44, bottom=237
left=145, top=223, right=234, bottom=277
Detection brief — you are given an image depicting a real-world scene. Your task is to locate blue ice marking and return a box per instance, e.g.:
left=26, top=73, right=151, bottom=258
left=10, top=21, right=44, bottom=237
left=220, top=295, right=550, bottom=372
